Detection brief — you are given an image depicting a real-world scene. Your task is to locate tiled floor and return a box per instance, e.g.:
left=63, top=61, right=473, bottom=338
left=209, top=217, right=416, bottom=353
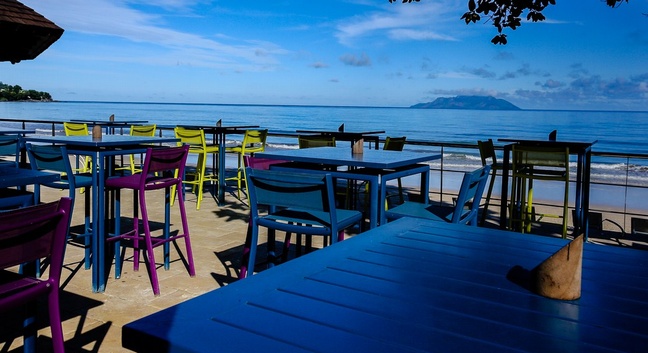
left=2, top=185, right=254, bottom=353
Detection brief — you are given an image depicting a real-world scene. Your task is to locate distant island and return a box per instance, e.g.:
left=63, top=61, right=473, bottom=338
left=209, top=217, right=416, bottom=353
left=0, top=82, right=53, bottom=102
left=410, top=95, right=520, bottom=110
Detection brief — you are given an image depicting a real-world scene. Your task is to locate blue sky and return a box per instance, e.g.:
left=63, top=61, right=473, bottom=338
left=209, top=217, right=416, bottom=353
left=2, top=0, right=647, bottom=110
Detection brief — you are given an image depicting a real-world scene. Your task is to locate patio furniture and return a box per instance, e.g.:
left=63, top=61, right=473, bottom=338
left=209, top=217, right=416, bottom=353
left=23, top=134, right=180, bottom=292
left=0, top=198, right=72, bottom=353
left=173, top=127, right=219, bottom=209
left=298, top=134, right=336, bottom=148
left=257, top=146, right=439, bottom=228
left=63, top=122, right=92, bottom=173
left=498, top=138, right=596, bottom=239
left=117, top=124, right=158, bottom=174
left=477, top=139, right=502, bottom=225
left=0, top=135, right=34, bottom=209
left=509, top=145, right=570, bottom=238
left=385, top=165, right=490, bottom=226
left=123, top=216, right=648, bottom=353
left=106, top=145, right=195, bottom=295
left=225, top=129, right=268, bottom=200
left=26, top=143, right=94, bottom=269
left=241, top=168, right=363, bottom=278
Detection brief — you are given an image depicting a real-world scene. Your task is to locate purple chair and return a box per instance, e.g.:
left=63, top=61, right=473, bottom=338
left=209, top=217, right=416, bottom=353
left=106, top=145, right=195, bottom=296
left=0, top=197, right=72, bottom=353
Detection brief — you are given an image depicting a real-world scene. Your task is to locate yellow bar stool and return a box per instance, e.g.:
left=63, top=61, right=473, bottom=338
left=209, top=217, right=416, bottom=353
left=509, top=145, right=570, bottom=238
left=63, top=122, right=92, bottom=173
left=226, top=129, right=268, bottom=200
left=173, top=127, right=219, bottom=209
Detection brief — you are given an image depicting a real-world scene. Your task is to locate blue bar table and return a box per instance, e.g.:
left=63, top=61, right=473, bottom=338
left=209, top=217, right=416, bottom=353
left=23, top=134, right=179, bottom=292
left=123, top=217, right=648, bottom=352
left=258, top=146, right=440, bottom=228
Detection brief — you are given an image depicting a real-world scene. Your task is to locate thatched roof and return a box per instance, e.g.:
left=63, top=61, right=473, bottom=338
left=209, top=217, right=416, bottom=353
left=0, top=0, right=64, bottom=63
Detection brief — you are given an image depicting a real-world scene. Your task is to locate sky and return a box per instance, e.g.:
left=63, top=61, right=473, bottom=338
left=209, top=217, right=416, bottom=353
left=2, top=0, right=648, bottom=110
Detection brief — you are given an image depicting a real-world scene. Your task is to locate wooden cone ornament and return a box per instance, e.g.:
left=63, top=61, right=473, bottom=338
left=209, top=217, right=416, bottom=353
left=530, top=234, right=583, bottom=300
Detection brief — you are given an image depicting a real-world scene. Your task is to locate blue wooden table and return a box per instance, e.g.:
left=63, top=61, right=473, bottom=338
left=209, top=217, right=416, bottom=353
left=123, top=217, right=648, bottom=352
left=23, top=135, right=179, bottom=292
left=258, top=147, right=440, bottom=227
left=0, top=167, right=59, bottom=189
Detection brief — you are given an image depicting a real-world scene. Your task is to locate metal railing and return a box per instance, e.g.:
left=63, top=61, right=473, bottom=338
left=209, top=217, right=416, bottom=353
left=2, top=117, right=647, bottom=237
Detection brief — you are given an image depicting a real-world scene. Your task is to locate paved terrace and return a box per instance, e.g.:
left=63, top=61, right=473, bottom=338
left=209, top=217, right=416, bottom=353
left=1, top=182, right=647, bottom=353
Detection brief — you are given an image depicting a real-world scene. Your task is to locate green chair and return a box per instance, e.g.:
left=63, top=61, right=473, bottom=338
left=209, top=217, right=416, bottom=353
left=383, top=136, right=407, bottom=206
left=298, top=135, right=336, bottom=148
left=173, top=127, right=219, bottom=209
left=509, top=145, right=570, bottom=238
left=119, top=124, right=157, bottom=174
left=63, top=122, right=92, bottom=173
left=226, top=129, right=268, bottom=200
left=477, top=139, right=502, bottom=225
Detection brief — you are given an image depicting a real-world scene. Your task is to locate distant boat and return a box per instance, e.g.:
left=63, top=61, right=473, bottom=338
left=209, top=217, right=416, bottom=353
left=410, top=95, right=521, bottom=111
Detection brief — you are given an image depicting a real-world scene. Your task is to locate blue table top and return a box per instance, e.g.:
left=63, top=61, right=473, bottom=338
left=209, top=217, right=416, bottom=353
left=257, top=146, right=440, bottom=169
left=0, top=167, right=59, bottom=188
left=0, top=128, right=35, bottom=135
left=123, top=218, right=648, bottom=352
left=23, top=135, right=178, bottom=148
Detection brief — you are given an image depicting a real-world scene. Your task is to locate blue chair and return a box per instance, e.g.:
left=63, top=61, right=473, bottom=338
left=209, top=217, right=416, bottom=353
left=26, top=143, right=94, bottom=269
left=0, top=135, right=35, bottom=209
left=384, top=165, right=491, bottom=226
left=241, top=168, right=363, bottom=278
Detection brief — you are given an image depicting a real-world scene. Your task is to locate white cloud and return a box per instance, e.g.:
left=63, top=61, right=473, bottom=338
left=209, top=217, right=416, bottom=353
left=335, top=1, right=461, bottom=45
left=388, top=29, right=457, bottom=41
left=21, top=0, right=289, bottom=70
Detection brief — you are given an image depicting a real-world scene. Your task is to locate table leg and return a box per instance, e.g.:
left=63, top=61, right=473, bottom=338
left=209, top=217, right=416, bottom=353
left=583, top=148, right=592, bottom=240
left=218, top=132, right=226, bottom=203
left=500, top=144, right=511, bottom=230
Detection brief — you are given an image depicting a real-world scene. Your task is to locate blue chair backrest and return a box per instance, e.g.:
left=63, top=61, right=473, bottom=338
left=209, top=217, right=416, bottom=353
left=0, top=135, right=21, bottom=167
left=26, top=144, right=72, bottom=174
left=452, top=165, right=491, bottom=225
left=246, top=167, right=335, bottom=213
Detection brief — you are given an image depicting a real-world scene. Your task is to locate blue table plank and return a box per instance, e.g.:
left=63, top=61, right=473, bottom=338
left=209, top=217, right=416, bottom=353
left=123, top=218, right=648, bottom=352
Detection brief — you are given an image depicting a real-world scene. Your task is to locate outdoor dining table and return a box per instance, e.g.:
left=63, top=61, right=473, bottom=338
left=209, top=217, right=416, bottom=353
left=197, top=124, right=260, bottom=203
left=0, top=127, right=35, bottom=135
left=256, top=146, right=439, bottom=228
left=296, top=129, right=385, bottom=149
left=22, top=134, right=179, bottom=292
left=123, top=216, right=648, bottom=352
left=0, top=166, right=59, bottom=189
left=498, top=138, right=597, bottom=239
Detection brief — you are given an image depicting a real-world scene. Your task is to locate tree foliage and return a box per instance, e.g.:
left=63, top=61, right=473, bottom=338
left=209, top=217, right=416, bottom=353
left=390, top=0, right=631, bottom=45
left=0, top=82, right=52, bottom=101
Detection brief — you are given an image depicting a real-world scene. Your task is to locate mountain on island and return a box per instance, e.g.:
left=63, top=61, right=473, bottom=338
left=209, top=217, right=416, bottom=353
left=410, top=95, right=521, bottom=110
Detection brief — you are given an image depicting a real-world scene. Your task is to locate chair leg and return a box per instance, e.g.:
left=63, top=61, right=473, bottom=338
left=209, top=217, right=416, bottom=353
left=175, top=183, right=195, bottom=276
left=480, top=170, right=496, bottom=226
left=138, top=188, right=161, bottom=295
left=48, top=289, right=65, bottom=353
left=196, top=153, right=207, bottom=210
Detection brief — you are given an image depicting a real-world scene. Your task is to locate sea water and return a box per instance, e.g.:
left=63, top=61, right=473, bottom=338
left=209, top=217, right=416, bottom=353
left=2, top=101, right=648, bottom=201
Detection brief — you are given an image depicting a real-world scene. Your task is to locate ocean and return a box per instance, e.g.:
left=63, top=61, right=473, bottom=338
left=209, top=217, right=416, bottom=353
left=2, top=101, right=648, bottom=210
